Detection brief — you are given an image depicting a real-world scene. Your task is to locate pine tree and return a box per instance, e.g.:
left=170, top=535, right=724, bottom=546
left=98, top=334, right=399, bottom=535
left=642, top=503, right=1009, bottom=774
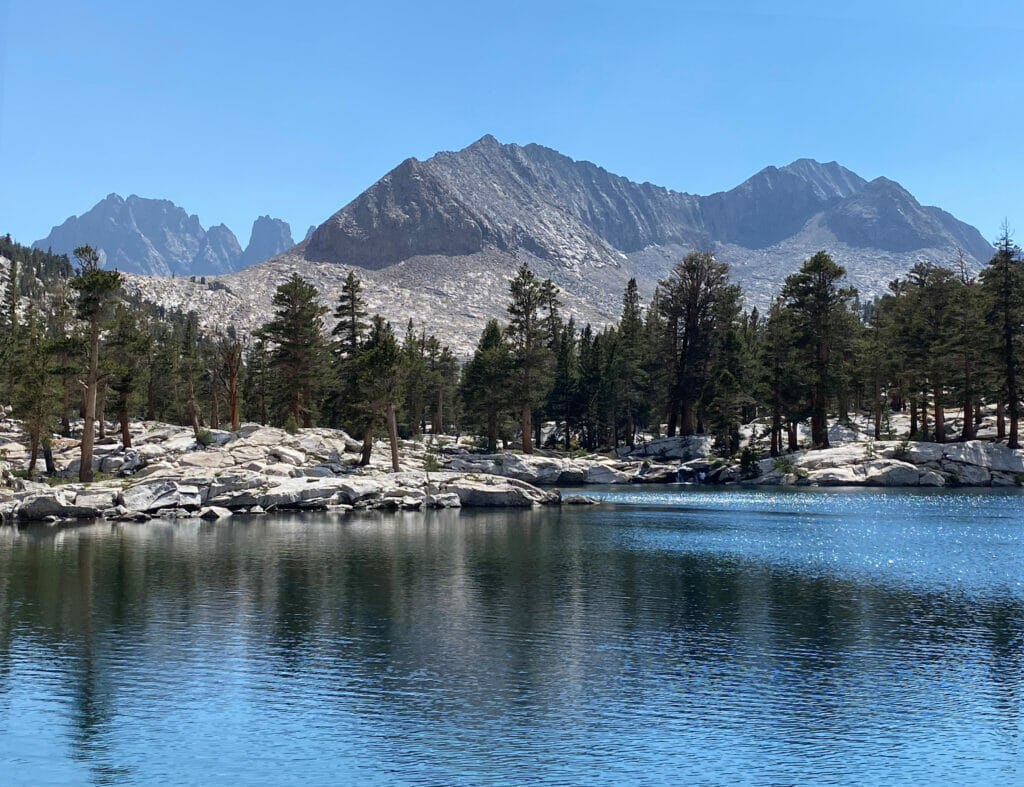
left=11, top=303, right=62, bottom=476
left=328, top=271, right=372, bottom=460
left=70, top=245, right=122, bottom=482
left=261, top=274, right=327, bottom=428
left=506, top=264, right=554, bottom=453
left=357, top=315, right=403, bottom=471
left=106, top=304, right=151, bottom=448
left=0, top=258, right=20, bottom=400
left=780, top=251, right=856, bottom=448
left=658, top=251, right=734, bottom=436
left=178, top=313, right=205, bottom=433
left=980, top=228, right=1024, bottom=448
left=615, top=279, right=646, bottom=447
left=461, top=319, right=514, bottom=452
left=221, top=333, right=244, bottom=431
left=546, top=318, right=579, bottom=451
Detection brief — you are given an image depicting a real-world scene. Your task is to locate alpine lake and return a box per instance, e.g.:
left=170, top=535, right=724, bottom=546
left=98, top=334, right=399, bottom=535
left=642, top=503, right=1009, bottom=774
left=1, top=486, right=1022, bottom=785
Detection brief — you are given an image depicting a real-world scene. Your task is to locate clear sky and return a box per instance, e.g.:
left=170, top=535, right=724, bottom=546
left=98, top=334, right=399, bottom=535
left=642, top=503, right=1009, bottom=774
left=1, top=0, right=1022, bottom=246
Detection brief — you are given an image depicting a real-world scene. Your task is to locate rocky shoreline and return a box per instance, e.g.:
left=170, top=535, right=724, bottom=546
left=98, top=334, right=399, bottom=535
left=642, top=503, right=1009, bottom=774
left=1, top=418, right=1022, bottom=526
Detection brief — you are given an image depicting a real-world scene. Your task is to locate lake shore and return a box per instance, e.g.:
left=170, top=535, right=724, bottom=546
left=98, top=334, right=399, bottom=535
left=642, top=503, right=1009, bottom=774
left=2, top=416, right=1023, bottom=525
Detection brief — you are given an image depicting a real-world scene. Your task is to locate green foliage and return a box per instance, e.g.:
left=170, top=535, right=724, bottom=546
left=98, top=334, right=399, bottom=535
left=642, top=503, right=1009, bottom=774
left=195, top=428, right=214, bottom=446
left=739, top=447, right=759, bottom=479
left=260, top=274, right=327, bottom=427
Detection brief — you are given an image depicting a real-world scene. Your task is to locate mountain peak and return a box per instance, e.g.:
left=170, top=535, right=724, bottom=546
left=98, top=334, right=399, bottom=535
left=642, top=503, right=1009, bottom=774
left=239, top=216, right=294, bottom=268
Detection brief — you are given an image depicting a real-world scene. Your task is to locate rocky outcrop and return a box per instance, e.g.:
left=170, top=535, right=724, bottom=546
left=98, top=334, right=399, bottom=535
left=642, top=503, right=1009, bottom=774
left=753, top=440, right=1024, bottom=488
left=439, top=476, right=559, bottom=507
left=617, top=436, right=715, bottom=462
left=239, top=216, right=295, bottom=268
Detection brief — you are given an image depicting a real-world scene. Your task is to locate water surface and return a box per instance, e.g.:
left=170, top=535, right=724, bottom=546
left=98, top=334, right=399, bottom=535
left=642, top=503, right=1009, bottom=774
left=1, top=487, right=1022, bottom=784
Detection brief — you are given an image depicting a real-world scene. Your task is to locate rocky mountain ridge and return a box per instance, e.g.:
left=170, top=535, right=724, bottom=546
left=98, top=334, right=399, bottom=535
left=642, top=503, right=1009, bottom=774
left=55, top=136, right=996, bottom=349
left=33, top=194, right=295, bottom=276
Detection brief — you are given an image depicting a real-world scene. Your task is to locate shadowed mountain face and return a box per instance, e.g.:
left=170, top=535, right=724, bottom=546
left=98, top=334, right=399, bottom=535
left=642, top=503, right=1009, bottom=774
left=34, top=196, right=295, bottom=276
left=303, top=136, right=993, bottom=272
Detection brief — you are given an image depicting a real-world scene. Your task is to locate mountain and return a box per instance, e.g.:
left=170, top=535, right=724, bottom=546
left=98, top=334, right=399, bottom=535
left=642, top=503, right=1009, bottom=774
left=33, top=195, right=295, bottom=276
left=239, top=216, right=294, bottom=268
left=114, top=136, right=993, bottom=352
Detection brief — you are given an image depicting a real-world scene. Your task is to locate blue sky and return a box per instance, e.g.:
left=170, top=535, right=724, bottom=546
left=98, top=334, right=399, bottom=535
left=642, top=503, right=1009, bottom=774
left=1, top=0, right=1022, bottom=246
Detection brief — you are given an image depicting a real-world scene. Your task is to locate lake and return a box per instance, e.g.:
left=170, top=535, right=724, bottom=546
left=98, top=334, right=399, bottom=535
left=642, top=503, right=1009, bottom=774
left=1, top=487, right=1022, bottom=785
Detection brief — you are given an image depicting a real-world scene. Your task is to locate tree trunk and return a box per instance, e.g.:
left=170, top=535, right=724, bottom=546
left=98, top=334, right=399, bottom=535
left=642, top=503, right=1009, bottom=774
left=770, top=407, right=781, bottom=457
left=360, top=427, right=373, bottom=466
left=61, top=381, right=71, bottom=436
left=997, top=400, right=1006, bottom=440
left=434, top=388, right=444, bottom=436
left=147, top=368, right=156, bottom=421
left=486, top=411, right=497, bottom=453
left=626, top=412, right=635, bottom=449
left=962, top=373, right=974, bottom=441
left=787, top=421, right=798, bottom=451
left=28, top=439, right=38, bottom=477
left=43, top=443, right=55, bottom=475
left=873, top=384, right=882, bottom=439
left=934, top=385, right=945, bottom=443
left=812, top=382, right=829, bottom=448
left=681, top=402, right=695, bottom=436
left=187, top=379, right=201, bottom=434
left=210, top=386, right=220, bottom=430
left=910, top=399, right=918, bottom=437
left=227, top=369, right=239, bottom=431
left=80, top=324, right=100, bottom=483
left=96, top=381, right=107, bottom=439
left=919, top=395, right=929, bottom=441
left=534, top=412, right=542, bottom=451
left=120, top=407, right=132, bottom=449
left=521, top=405, right=533, bottom=454
left=302, top=388, right=312, bottom=428
left=386, top=404, right=400, bottom=472
left=666, top=406, right=678, bottom=437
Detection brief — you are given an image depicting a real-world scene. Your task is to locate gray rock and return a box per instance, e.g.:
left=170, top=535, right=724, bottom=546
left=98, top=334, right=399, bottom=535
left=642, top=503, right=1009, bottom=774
left=121, top=481, right=203, bottom=513
left=441, top=475, right=556, bottom=507
left=918, top=470, right=946, bottom=487
left=198, top=506, right=233, bottom=520
left=16, top=491, right=103, bottom=521
left=807, top=466, right=863, bottom=486
left=618, top=436, right=714, bottom=461
left=863, top=459, right=920, bottom=486
left=563, top=494, right=599, bottom=505
left=631, top=464, right=678, bottom=483
left=943, top=441, right=1024, bottom=473
left=424, top=492, right=462, bottom=508
left=943, top=461, right=991, bottom=486
left=584, top=464, right=631, bottom=484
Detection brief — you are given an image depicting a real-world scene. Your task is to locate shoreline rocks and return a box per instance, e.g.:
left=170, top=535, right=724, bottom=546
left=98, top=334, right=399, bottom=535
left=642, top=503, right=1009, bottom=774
left=2, top=414, right=1023, bottom=526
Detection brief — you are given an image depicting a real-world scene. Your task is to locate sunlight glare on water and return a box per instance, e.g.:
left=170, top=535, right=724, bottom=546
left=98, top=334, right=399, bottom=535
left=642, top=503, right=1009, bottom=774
left=0, top=487, right=1022, bottom=785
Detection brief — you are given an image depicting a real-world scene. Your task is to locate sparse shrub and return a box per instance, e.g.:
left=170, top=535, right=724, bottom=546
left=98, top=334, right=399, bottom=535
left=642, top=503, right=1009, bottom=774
left=195, top=428, right=214, bottom=447
left=283, top=414, right=300, bottom=435
left=740, top=447, right=759, bottom=479
left=772, top=456, right=798, bottom=475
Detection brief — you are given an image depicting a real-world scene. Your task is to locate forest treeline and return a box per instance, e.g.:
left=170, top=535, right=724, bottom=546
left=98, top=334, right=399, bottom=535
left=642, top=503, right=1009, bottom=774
left=2, top=229, right=1024, bottom=484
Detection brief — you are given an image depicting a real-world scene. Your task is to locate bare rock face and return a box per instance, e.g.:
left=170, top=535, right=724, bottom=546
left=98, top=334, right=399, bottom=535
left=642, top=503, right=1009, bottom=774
left=123, top=137, right=994, bottom=353
left=239, top=216, right=295, bottom=268
left=34, top=195, right=295, bottom=278
left=302, top=135, right=993, bottom=304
